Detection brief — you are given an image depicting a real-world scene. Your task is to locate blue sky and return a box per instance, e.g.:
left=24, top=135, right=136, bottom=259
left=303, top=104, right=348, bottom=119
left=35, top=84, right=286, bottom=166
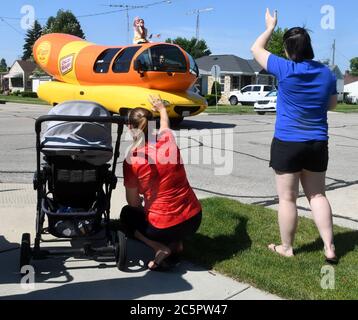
left=0, top=0, right=357, bottom=72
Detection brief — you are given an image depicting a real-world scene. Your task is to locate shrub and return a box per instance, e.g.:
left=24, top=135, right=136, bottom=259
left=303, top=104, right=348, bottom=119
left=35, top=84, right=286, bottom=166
left=21, top=91, right=38, bottom=98
left=205, top=94, right=220, bottom=106
left=11, top=90, right=21, bottom=96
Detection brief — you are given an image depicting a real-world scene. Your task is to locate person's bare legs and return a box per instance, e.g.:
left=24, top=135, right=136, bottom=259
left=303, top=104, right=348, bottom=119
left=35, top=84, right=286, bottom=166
left=269, top=171, right=300, bottom=257
left=300, top=170, right=336, bottom=259
left=134, top=230, right=171, bottom=269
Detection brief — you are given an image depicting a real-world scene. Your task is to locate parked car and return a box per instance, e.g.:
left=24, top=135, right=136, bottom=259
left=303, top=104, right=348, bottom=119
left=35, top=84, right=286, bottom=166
left=254, top=90, right=277, bottom=115
left=229, top=84, right=275, bottom=106
left=346, top=92, right=358, bottom=104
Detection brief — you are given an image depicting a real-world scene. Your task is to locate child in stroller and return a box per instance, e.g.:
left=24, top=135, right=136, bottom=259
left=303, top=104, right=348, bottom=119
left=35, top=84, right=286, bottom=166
left=19, top=101, right=127, bottom=274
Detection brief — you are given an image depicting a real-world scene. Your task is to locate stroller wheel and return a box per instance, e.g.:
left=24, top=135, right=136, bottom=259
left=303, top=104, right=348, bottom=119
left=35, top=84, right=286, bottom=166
left=115, top=230, right=127, bottom=271
left=19, top=233, right=32, bottom=274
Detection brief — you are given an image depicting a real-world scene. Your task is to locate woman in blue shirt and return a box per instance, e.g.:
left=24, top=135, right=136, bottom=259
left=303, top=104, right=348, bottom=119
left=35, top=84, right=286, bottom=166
left=251, top=9, right=337, bottom=263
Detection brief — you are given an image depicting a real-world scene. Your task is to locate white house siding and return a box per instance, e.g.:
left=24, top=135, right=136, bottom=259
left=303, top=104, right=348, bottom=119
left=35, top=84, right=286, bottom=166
left=337, top=79, right=344, bottom=102
left=344, top=81, right=358, bottom=95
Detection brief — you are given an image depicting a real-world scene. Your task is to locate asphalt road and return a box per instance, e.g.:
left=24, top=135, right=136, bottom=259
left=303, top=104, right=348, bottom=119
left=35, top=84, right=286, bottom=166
left=1, top=103, right=357, bottom=207
left=0, top=102, right=357, bottom=300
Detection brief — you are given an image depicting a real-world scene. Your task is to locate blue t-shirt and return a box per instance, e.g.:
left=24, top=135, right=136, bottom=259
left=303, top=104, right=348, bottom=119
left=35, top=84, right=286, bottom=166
left=267, top=54, right=337, bottom=142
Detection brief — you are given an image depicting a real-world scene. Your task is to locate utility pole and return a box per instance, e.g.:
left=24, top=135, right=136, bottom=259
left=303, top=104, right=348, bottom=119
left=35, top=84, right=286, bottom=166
left=332, top=39, right=336, bottom=66
left=187, top=7, right=214, bottom=40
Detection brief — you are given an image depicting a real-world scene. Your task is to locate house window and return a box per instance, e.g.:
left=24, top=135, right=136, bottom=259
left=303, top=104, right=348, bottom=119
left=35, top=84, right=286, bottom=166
left=232, top=76, right=240, bottom=90
left=220, top=75, right=225, bottom=92
left=11, top=78, right=23, bottom=88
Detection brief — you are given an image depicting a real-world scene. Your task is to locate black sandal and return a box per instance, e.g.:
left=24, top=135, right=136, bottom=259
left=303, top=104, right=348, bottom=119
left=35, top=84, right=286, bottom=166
left=147, top=259, right=172, bottom=272
left=325, top=256, right=338, bottom=265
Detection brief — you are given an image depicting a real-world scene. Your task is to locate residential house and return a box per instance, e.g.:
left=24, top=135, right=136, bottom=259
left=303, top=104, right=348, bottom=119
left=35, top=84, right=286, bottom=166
left=344, top=71, right=358, bottom=85
left=197, top=55, right=345, bottom=104
left=31, top=67, right=52, bottom=93
left=330, top=65, right=344, bottom=102
left=4, top=60, right=37, bottom=92
left=344, top=80, right=358, bottom=96
left=196, top=55, right=276, bottom=104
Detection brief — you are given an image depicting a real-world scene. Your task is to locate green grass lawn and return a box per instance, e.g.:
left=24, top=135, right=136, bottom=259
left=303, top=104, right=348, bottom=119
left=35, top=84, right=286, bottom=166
left=205, top=103, right=358, bottom=114
left=184, top=197, right=358, bottom=300
left=0, top=95, right=49, bottom=105
left=206, top=105, right=256, bottom=114
left=335, top=103, right=358, bottom=113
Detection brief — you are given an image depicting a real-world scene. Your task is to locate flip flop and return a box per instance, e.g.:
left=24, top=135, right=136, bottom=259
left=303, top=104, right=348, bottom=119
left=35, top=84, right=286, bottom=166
left=268, top=244, right=294, bottom=257
left=147, top=259, right=172, bottom=272
left=147, top=249, right=172, bottom=272
left=325, top=255, right=338, bottom=265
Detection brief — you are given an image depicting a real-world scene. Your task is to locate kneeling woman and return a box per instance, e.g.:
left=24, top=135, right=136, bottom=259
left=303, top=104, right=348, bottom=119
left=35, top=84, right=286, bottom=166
left=121, top=95, right=202, bottom=271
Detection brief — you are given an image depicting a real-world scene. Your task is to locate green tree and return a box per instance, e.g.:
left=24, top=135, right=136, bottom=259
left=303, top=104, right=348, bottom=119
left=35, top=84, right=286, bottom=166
left=350, top=57, right=358, bottom=76
left=165, top=37, right=211, bottom=59
left=0, top=58, right=7, bottom=72
left=267, top=27, right=288, bottom=58
left=43, top=9, right=85, bottom=39
left=22, top=20, right=42, bottom=60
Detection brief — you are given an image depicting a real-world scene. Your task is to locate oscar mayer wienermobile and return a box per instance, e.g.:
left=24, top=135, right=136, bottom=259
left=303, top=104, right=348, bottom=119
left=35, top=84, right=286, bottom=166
left=33, top=33, right=207, bottom=123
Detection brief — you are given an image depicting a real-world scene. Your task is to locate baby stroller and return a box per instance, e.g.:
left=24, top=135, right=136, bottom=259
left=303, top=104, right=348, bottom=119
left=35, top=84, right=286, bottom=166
left=19, top=101, right=127, bottom=274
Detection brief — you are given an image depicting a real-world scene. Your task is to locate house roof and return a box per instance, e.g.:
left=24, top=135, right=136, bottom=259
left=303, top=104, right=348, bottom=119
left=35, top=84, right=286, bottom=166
left=329, top=65, right=344, bottom=80
left=344, top=72, right=358, bottom=85
left=11, top=60, right=37, bottom=74
left=196, top=55, right=260, bottom=75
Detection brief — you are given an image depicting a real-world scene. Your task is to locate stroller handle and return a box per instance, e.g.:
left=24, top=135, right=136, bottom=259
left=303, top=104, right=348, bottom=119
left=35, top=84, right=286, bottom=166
left=35, top=115, right=127, bottom=134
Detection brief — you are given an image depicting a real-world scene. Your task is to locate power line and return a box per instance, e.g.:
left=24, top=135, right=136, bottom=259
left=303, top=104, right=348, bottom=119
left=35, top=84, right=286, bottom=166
left=0, top=17, right=25, bottom=36
left=0, top=1, right=173, bottom=20
left=336, top=48, right=352, bottom=64
left=0, top=1, right=173, bottom=44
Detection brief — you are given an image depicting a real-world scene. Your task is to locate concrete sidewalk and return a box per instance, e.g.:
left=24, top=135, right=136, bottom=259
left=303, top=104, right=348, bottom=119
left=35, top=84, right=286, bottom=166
left=0, top=183, right=280, bottom=300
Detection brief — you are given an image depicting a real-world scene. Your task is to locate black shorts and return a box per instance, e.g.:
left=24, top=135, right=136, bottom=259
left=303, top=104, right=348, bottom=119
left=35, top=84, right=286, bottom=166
left=270, top=138, right=329, bottom=173
left=120, top=205, right=202, bottom=244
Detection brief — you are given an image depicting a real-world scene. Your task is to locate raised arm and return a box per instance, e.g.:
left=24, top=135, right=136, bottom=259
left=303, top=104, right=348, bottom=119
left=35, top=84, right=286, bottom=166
left=148, top=94, right=170, bottom=133
left=251, top=8, right=278, bottom=70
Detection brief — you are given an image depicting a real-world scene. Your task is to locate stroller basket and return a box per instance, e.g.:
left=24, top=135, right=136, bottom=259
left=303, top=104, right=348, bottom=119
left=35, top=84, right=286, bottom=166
left=42, top=197, right=103, bottom=238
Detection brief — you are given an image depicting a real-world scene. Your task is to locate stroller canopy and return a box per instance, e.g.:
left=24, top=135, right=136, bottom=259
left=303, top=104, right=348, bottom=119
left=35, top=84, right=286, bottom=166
left=41, top=101, right=113, bottom=165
